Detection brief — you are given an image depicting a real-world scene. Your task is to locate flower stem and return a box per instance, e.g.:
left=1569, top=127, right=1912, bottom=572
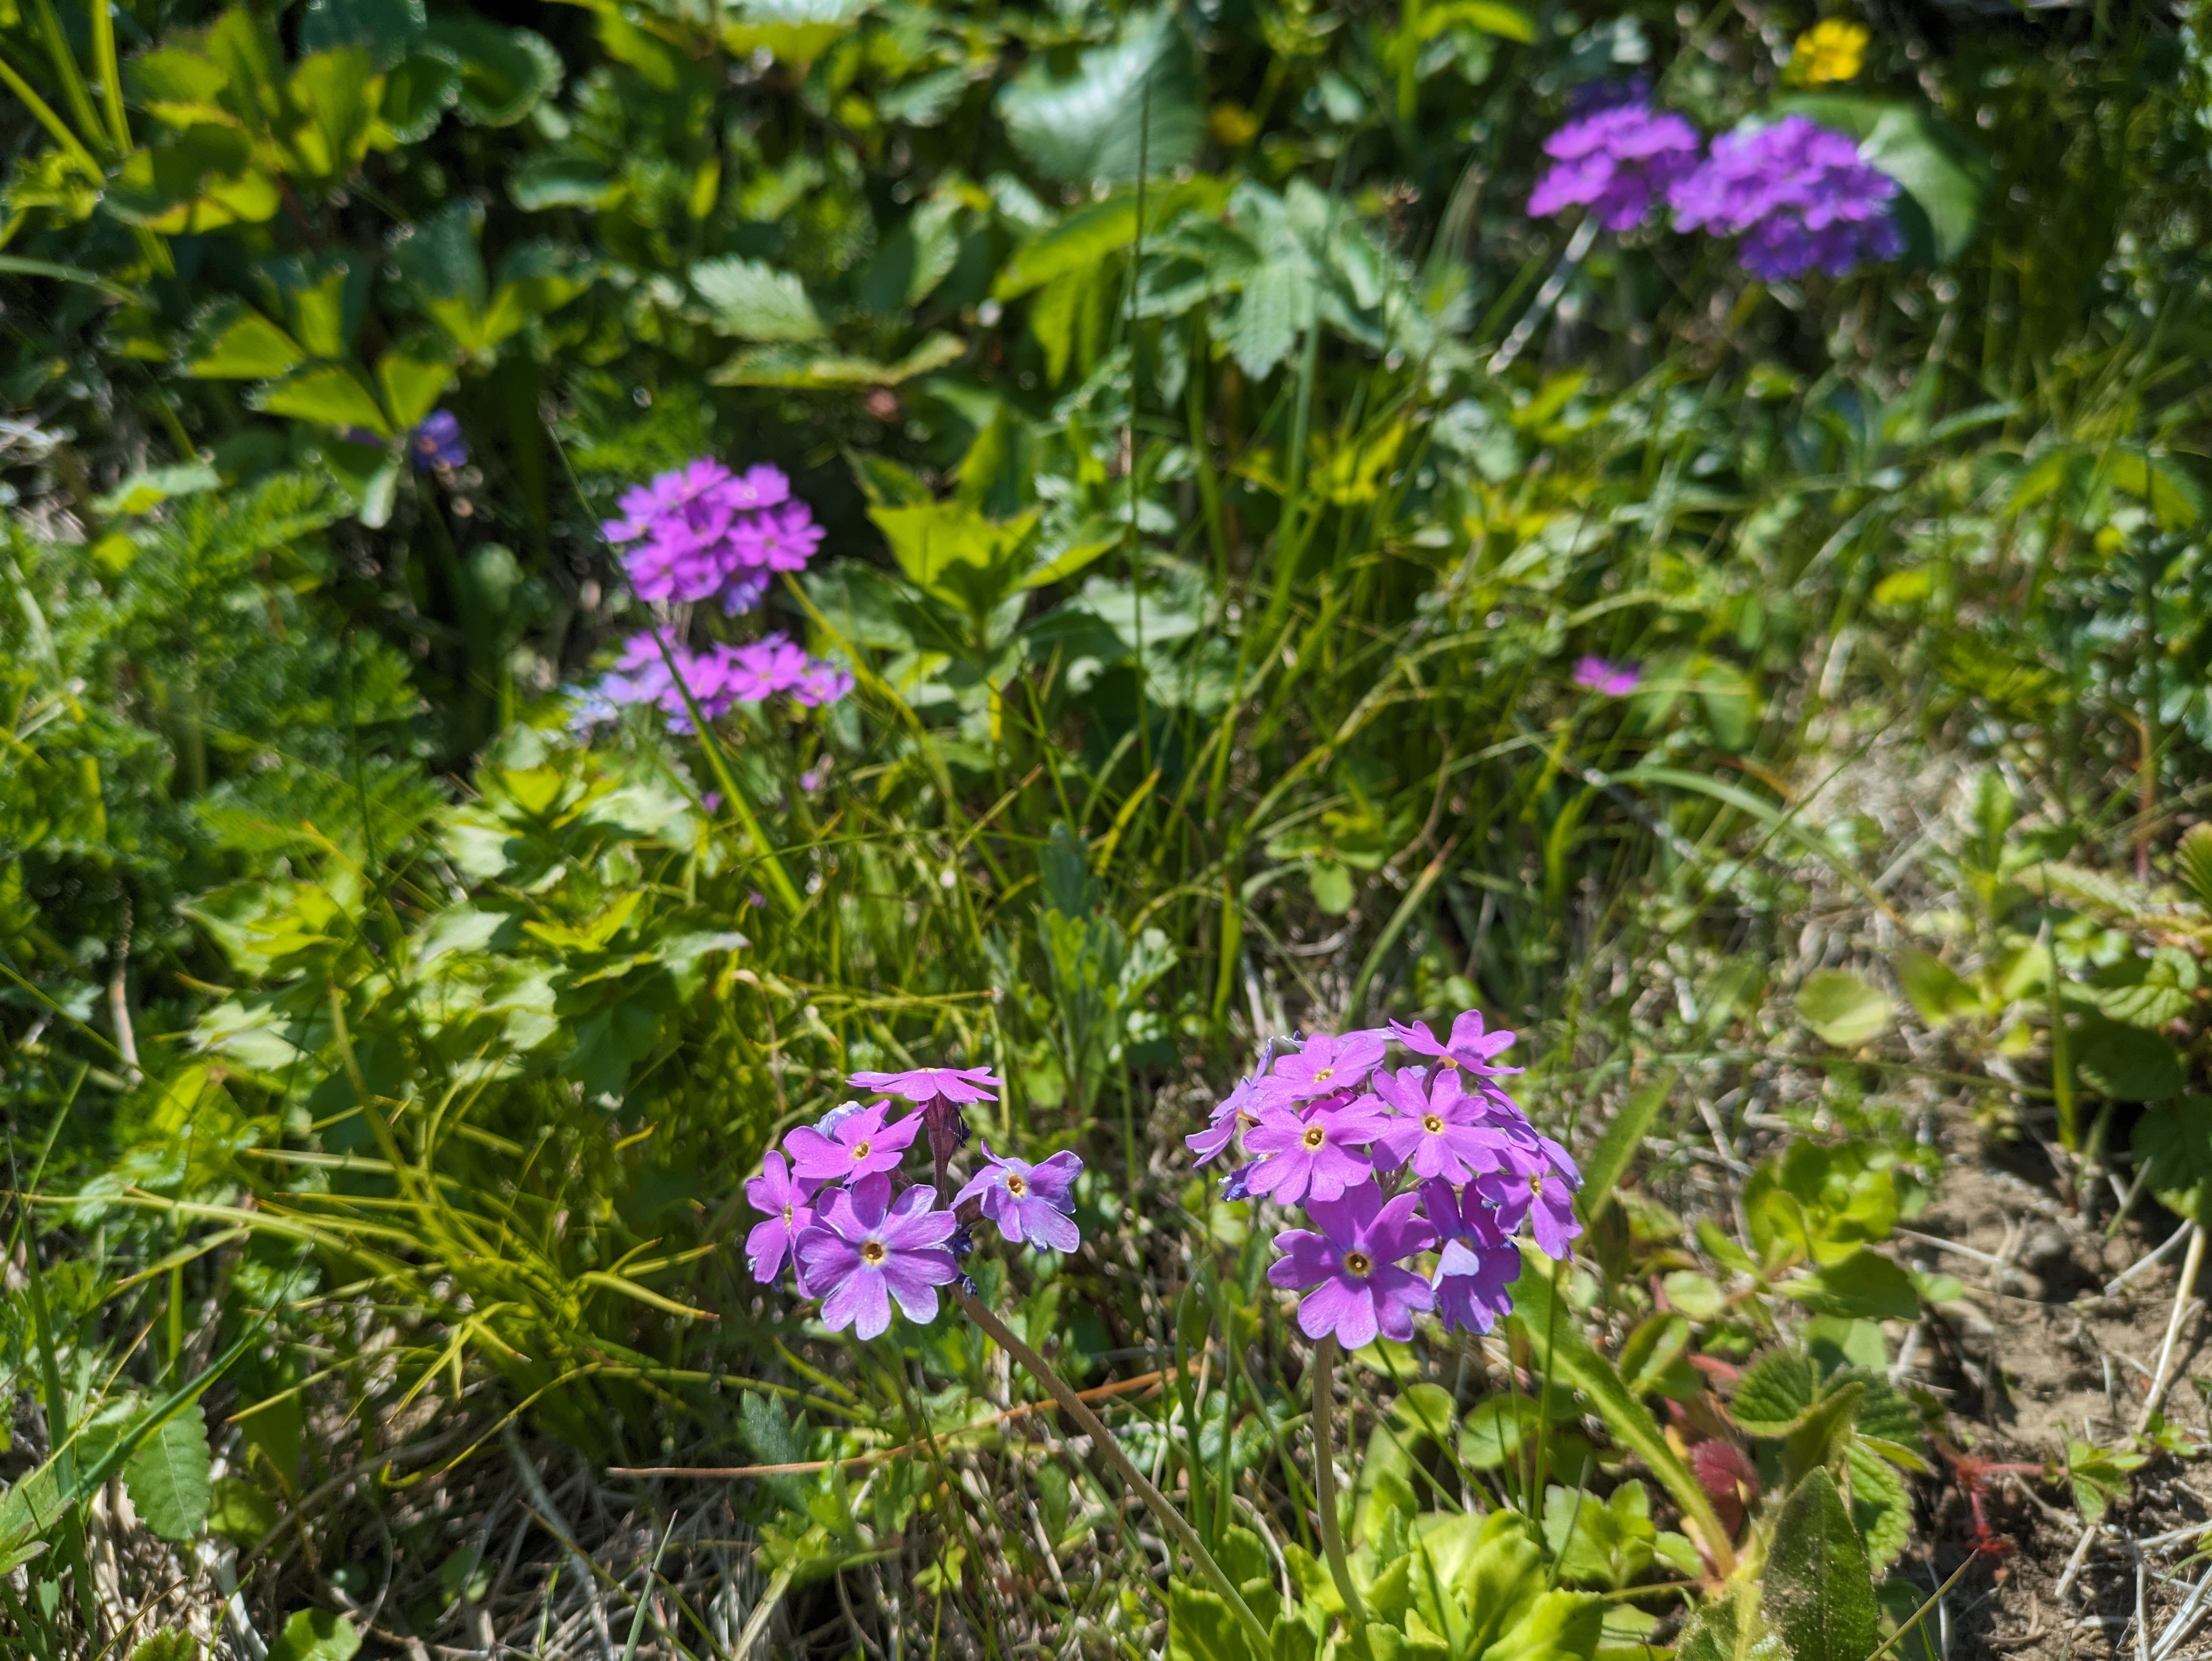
left=957, top=1292, right=1272, bottom=1655
left=1311, top=1336, right=1372, bottom=1649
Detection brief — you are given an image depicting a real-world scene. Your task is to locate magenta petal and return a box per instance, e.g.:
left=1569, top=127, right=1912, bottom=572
left=824, top=1268, right=893, bottom=1339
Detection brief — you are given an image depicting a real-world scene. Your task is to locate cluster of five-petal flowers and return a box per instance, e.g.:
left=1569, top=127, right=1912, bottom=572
left=1194, top=1010, right=1581, bottom=1350
left=745, top=1066, right=1085, bottom=1340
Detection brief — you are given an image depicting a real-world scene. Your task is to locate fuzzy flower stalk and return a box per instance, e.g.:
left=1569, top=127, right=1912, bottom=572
left=739, top=1061, right=1279, bottom=1654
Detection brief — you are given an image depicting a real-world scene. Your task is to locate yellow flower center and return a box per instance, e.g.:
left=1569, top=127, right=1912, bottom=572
left=861, top=1239, right=888, bottom=1265
left=1422, top=1114, right=1445, bottom=1134
left=1342, top=1250, right=1373, bottom=1277
left=1006, top=1172, right=1029, bottom=1197
left=1313, top=1065, right=1336, bottom=1083
left=851, top=1140, right=873, bottom=1161
left=1301, top=1125, right=1327, bottom=1150
left=782, top=1204, right=795, bottom=1227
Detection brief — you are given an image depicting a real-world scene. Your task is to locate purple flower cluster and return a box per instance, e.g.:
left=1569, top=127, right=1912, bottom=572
left=409, top=410, right=469, bottom=473
left=1528, top=100, right=1702, bottom=233
left=1668, top=115, right=1904, bottom=280
left=1192, top=1009, right=1579, bottom=1351
left=746, top=1064, right=1087, bottom=1340
left=1526, top=100, right=1904, bottom=281
left=1571, top=656, right=1642, bottom=697
left=604, top=459, right=825, bottom=612
left=589, top=629, right=853, bottom=730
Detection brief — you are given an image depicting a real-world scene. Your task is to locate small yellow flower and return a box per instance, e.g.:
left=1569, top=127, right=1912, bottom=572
left=1790, top=18, right=1869, bottom=87
left=1210, top=101, right=1260, bottom=147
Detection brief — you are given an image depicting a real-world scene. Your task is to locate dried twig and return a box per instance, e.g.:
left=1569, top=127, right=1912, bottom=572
left=2138, top=1220, right=2209, bottom=1433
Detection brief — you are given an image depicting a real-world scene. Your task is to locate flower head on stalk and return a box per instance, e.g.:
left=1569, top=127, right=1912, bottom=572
left=1476, top=1134, right=1584, bottom=1259
left=783, top=1100, right=922, bottom=1185
left=1528, top=100, right=1703, bottom=232
left=1668, top=115, right=1902, bottom=280
left=1267, top=1182, right=1436, bottom=1350
left=1370, top=1069, right=1519, bottom=1185
left=955, top=1144, right=1084, bottom=1252
left=794, top=1174, right=960, bottom=1340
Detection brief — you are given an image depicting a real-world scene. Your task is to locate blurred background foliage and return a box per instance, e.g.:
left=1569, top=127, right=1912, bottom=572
left=9, top=0, right=2212, bottom=1651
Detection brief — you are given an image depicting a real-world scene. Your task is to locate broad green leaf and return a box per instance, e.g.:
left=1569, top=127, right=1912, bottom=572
left=1893, top=948, right=1977, bottom=1028
left=185, top=299, right=310, bottom=380
left=720, top=0, right=872, bottom=72
left=109, top=126, right=282, bottom=232
left=2176, top=824, right=2212, bottom=911
left=427, top=18, right=562, bottom=125
left=1797, top=968, right=1893, bottom=1047
left=1732, top=1349, right=1819, bottom=1435
left=509, top=154, right=618, bottom=210
left=1846, top=1439, right=1912, bottom=1567
left=253, top=364, right=392, bottom=434
left=124, top=1405, right=213, bottom=1542
left=2132, top=1097, right=2212, bottom=1220
left=691, top=256, right=825, bottom=343
left=2076, top=1016, right=2185, bottom=1102
left=994, top=179, right=1229, bottom=300
left=266, top=1609, right=361, bottom=1661
left=285, top=50, right=381, bottom=179
left=996, top=10, right=1203, bottom=183
left=207, top=1474, right=283, bottom=1544
left=2065, top=1438, right=2148, bottom=1527
left=1781, top=1381, right=1863, bottom=1482
left=710, top=333, right=966, bottom=388
left=2104, top=445, right=2204, bottom=531
left=1676, top=1583, right=1788, bottom=1661
left=1482, top=1588, right=1604, bottom=1661
left=1763, top=1469, right=1878, bottom=1661
left=1167, top=1578, right=1262, bottom=1661
left=375, top=341, right=455, bottom=430
left=377, top=46, right=460, bottom=144
left=2089, top=947, right=2198, bottom=1030
left=129, top=1630, right=203, bottom=1661
left=1416, top=0, right=1535, bottom=41
left=1781, top=1249, right=1920, bottom=1321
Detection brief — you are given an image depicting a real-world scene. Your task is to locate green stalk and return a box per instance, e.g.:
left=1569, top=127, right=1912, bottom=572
left=1310, top=1337, right=1373, bottom=1654
left=957, top=1292, right=1272, bottom=1657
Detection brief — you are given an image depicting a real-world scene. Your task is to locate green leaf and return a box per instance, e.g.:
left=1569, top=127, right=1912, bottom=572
left=1416, top=0, right=1535, bottom=42
left=2089, top=947, right=2198, bottom=1030
left=93, top=463, right=221, bottom=516
left=207, top=1474, right=283, bottom=1544
left=109, top=126, right=281, bottom=233
left=2131, top=1097, right=2212, bottom=1221
left=375, top=340, right=455, bottom=430
left=266, top=1609, right=362, bottom=1661
left=1763, top=1469, right=1879, bottom=1661
left=252, top=364, right=392, bottom=435
left=129, top=1630, right=203, bottom=1661
left=709, top=333, right=966, bottom=388
left=2076, top=1016, right=2186, bottom=1102
left=2065, top=1438, right=2148, bottom=1528
left=286, top=49, right=380, bottom=180
left=1578, top=1071, right=1674, bottom=1220
left=1893, top=949, right=1977, bottom=1029
left=299, top=0, right=425, bottom=69
left=426, top=18, right=562, bottom=125
left=1846, top=1439, right=1912, bottom=1568
left=691, top=256, right=826, bottom=343
left=123, top=1405, right=213, bottom=1542
left=1782, top=1249, right=1921, bottom=1321
left=1168, top=1578, right=1263, bottom=1661
left=1733, top=1350, right=1820, bottom=1436
left=1483, top=1589, right=1605, bottom=1661
left=1676, top=1584, right=1788, bottom=1661
left=377, top=47, right=460, bottom=144
left=996, top=10, right=1203, bottom=184
left=1508, top=1245, right=1733, bottom=1564
left=2176, top=824, right=2212, bottom=911
left=719, top=0, right=873, bottom=73
left=1780, top=1382, right=1864, bottom=1482
left=509, top=154, right=618, bottom=210
left=1797, top=969, right=1894, bottom=1048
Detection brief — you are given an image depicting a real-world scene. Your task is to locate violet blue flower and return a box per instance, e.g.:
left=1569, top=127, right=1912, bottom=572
left=1218, top=1161, right=1257, bottom=1202
left=1571, top=656, right=1643, bottom=697
left=721, top=571, right=771, bottom=616
left=1668, top=115, right=1903, bottom=280
left=744, top=1151, right=819, bottom=1287
left=794, top=1174, right=960, bottom=1339
left=848, top=1065, right=1003, bottom=1106
left=409, top=410, right=468, bottom=472
left=1387, top=1010, right=1522, bottom=1077
left=1187, top=1077, right=1262, bottom=1167
left=1528, top=101, right=1703, bottom=233
left=1267, top=1182, right=1437, bottom=1350
left=1476, top=1133, right=1583, bottom=1259
left=955, top=1143, right=1084, bottom=1252
left=1371, top=1069, right=1518, bottom=1184
left=1243, top=1096, right=1391, bottom=1206
left=1264, top=1029, right=1389, bottom=1103
left=783, top=1100, right=923, bottom=1186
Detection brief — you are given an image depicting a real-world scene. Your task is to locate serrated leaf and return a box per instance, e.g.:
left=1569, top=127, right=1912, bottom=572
left=299, top=0, right=425, bottom=69
left=2177, top=824, right=2212, bottom=911
left=426, top=18, right=561, bottom=125
left=2131, top=1095, right=2212, bottom=1220
left=691, top=256, right=825, bottom=343
left=1733, top=1350, right=1820, bottom=1435
left=378, top=47, right=459, bottom=144
left=128, top=1629, right=202, bottom=1661
left=1797, top=969, right=1893, bottom=1048
left=996, top=10, right=1203, bottom=184
left=1763, top=1469, right=1879, bottom=1661
left=1223, top=261, right=1309, bottom=378
left=123, top=1405, right=212, bottom=1542
left=2090, top=948, right=2198, bottom=1030
left=2076, top=1015, right=2186, bottom=1102
left=1846, top=1440, right=1912, bottom=1568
